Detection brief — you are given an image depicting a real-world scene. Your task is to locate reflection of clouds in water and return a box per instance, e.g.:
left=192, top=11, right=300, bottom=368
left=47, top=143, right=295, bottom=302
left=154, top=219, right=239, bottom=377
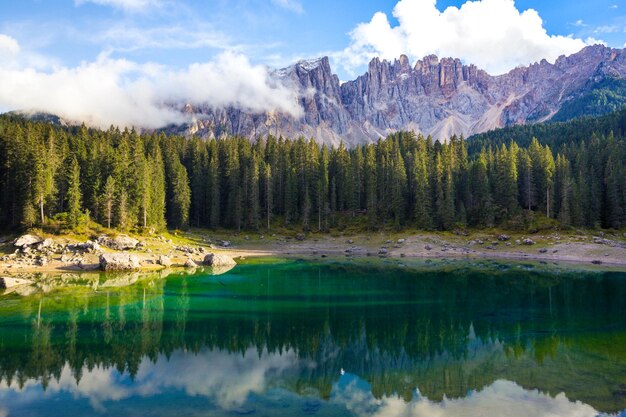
left=135, top=347, right=297, bottom=408
left=0, top=348, right=298, bottom=413
left=0, top=352, right=621, bottom=417
left=334, top=377, right=603, bottom=417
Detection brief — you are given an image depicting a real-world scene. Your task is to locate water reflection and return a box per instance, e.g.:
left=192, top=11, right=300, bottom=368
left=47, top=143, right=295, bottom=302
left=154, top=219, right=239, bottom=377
left=0, top=351, right=617, bottom=417
left=0, top=260, right=625, bottom=416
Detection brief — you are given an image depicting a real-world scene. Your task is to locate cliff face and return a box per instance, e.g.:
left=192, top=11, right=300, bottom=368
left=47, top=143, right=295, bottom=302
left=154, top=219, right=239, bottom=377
left=173, top=45, right=626, bottom=146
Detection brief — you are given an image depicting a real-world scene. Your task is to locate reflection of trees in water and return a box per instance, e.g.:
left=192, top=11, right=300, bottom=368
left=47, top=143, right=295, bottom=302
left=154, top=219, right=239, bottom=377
left=0, top=265, right=625, bottom=412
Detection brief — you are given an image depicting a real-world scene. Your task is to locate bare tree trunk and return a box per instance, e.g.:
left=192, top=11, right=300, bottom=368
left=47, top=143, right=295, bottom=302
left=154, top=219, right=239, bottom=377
left=40, top=197, right=44, bottom=225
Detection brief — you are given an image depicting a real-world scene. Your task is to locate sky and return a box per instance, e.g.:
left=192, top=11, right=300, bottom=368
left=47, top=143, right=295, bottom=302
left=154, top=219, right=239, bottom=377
left=1, top=0, right=626, bottom=128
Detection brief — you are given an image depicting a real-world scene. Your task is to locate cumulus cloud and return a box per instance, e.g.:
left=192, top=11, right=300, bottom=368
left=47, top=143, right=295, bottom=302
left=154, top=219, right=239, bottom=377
left=336, top=0, right=596, bottom=75
left=0, top=41, right=302, bottom=129
left=0, top=34, right=19, bottom=55
left=74, top=0, right=162, bottom=12
left=271, top=0, right=304, bottom=14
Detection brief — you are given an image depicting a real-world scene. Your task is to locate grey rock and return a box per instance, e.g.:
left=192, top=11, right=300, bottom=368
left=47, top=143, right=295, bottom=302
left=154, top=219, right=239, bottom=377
left=157, top=255, right=172, bottom=267
left=164, top=45, right=626, bottom=146
left=99, top=253, right=141, bottom=271
left=498, top=234, right=510, bottom=241
left=184, top=258, right=198, bottom=268
left=14, top=234, right=43, bottom=248
left=425, top=245, right=433, bottom=251
left=0, top=277, right=33, bottom=289
left=219, top=240, right=231, bottom=248
left=97, top=235, right=139, bottom=251
left=523, top=238, right=536, bottom=246
left=204, top=253, right=237, bottom=267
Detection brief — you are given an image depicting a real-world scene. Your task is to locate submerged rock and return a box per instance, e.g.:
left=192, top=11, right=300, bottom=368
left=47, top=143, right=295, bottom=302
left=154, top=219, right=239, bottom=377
left=203, top=253, right=237, bottom=267
left=0, top=277, right=33, bottom=289
left=99, top=253, right=141, bottom=271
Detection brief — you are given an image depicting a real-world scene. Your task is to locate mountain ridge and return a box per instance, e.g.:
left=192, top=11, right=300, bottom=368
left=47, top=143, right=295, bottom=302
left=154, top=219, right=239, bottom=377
left=7, top=45, right=626, bottom=146
left=173, top=44, right=626, bottom=146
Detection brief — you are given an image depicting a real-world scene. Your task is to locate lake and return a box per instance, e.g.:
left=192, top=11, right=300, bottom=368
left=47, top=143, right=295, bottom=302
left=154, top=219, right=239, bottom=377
left=0, top=259, right=625, bottom=417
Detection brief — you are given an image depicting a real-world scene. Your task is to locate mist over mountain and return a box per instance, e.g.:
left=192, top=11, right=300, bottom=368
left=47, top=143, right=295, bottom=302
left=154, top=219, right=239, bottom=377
left=171, top=44, right=626, bottom=146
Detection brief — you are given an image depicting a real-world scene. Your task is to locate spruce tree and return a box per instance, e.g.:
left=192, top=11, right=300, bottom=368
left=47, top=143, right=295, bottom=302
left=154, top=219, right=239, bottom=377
left=66, top=157, right=82, bottom=229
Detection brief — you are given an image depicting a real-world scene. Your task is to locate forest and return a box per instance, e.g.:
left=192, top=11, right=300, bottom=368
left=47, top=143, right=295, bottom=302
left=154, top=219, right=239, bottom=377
left=1, top=110, right=625, bottom=233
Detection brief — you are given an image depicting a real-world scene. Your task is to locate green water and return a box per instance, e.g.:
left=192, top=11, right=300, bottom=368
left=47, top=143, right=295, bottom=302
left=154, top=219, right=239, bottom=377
left=0, top=259, right=625, bottom=417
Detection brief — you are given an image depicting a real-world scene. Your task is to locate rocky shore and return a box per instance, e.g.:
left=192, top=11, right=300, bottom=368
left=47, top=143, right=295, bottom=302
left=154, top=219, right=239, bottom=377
left=0, top=233, right=238, bottom=275
left=2, top=230, right=626, bottom=282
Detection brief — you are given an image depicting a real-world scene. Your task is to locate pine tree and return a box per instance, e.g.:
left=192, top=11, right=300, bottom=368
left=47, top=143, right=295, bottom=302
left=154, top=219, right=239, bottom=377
left=103, top=176, right=115, bottom=229
left=66, top=157, right=82, bottom=229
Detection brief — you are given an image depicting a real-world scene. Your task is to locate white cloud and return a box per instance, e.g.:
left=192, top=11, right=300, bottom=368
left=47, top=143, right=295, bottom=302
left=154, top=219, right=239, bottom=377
left=594, top=25, right=619, bottom=34
left=74, top=0, right=162, bottom=11
left=0, top=34, right=19, bottom=56
left=336, top=0, right=596, bottom=76
left=0, top=50, right=302, bottom=129
left=271, top=0, right=304, bottom=14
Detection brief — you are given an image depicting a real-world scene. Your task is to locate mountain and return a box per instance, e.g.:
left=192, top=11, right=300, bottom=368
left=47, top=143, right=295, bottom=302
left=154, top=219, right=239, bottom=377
left=159, top=45, right=626, bottom=145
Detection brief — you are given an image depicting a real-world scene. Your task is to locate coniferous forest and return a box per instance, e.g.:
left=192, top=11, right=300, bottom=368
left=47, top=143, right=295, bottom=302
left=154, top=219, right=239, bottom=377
left=1, top=109, right=626, bottom=233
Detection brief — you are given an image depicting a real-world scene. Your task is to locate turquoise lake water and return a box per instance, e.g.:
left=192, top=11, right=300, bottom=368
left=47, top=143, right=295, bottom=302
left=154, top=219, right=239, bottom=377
left=0, top=259, right=625, bottom=416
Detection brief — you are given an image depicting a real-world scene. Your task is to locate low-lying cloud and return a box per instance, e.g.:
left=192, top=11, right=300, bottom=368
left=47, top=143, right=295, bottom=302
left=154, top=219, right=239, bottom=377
left=337, top=0, right=599, bottom=75
left=0, top=37, right=302, bottom=129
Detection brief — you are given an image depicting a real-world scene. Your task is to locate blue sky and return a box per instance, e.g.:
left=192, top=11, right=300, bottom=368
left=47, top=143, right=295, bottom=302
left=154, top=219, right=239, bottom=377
left=2, top=0, right=625, bottom=76
left=0, top=0, right=626, bottom=128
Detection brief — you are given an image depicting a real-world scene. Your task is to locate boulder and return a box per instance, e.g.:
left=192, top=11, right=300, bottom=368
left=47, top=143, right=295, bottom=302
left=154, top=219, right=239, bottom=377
left=99, top=253, right=141, bottom=271
left=203, top=253, right=237, bottom=267
left=498, top=234, right=510, bottom=241
left=39, top=238, right=55, bottom=249
left=219, top=240, right=232, bottom=248
left=14, top=234, right=43, bottom=248
left=0, top=277, right=33, bottom=289
left=184, top=258, right=198, bottom=268
left=97, top=235, right=139, bottom=251
left=157, top=255, right=172, bottom=267
left=523, top=238, right=536, bottom=246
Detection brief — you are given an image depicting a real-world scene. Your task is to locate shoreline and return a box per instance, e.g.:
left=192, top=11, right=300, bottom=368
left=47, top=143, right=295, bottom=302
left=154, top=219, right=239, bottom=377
left=2, top=230, right=626, bottom=276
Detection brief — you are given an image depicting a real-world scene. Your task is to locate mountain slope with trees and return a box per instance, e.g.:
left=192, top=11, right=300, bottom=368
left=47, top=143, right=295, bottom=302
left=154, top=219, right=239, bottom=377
left=1, top=110, right=625, bottom=234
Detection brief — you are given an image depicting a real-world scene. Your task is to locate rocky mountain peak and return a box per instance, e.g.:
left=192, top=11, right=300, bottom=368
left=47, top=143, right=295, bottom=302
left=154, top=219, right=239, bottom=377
left=171, top=46, right=626, bottom=147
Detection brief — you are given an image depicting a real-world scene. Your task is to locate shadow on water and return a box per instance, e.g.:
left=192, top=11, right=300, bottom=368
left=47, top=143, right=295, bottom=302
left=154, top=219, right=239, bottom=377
left=0, top=259, right=625, bottom=416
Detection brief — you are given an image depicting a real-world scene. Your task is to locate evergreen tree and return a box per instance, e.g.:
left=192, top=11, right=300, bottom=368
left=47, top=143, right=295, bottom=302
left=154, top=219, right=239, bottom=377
left=66, top=157, right=82, bottom=229
left=103, top=176, right=115, bottom=229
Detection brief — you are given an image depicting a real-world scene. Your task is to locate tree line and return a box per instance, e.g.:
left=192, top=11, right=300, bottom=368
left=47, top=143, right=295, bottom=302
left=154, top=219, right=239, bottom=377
left=0, top=113, right=625, bottom=232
